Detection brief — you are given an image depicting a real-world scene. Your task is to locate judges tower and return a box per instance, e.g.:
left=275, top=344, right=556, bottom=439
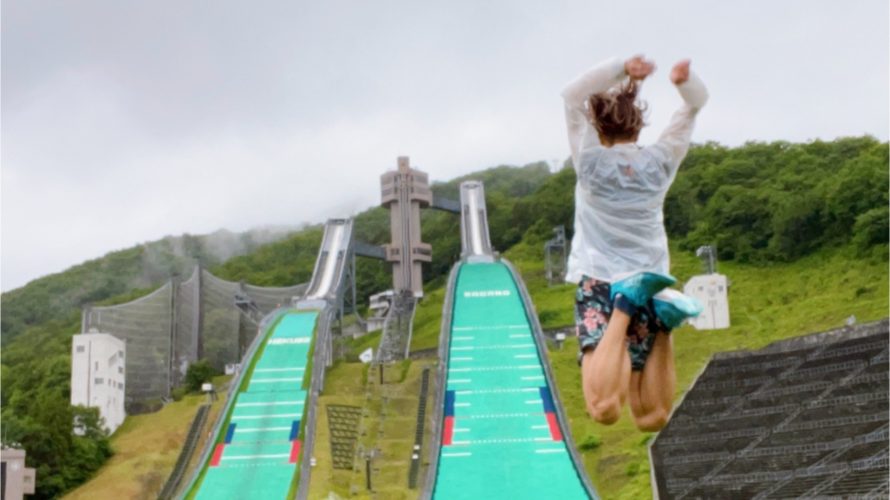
left=381, top=156, right=432, bottom=297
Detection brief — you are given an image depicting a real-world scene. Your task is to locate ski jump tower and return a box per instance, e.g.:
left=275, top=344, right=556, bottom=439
left=381, top=156, right=432, bottom=298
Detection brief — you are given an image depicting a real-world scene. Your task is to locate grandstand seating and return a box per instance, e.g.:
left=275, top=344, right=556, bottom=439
left=651, top=320, right=888, bottom=499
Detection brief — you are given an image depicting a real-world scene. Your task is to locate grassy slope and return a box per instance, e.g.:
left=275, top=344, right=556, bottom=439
left=307, top=359, right=436, bottom=500
left=63, top=376, right=231, bottom=500
left=63, top=244, right=886, bottom=500
left=409, top=286, right=447, bottom=353
left=507, top=243, right=889, bottom=499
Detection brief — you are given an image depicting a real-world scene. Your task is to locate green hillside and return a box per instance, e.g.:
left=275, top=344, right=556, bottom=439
left=508, top=241, right=888, bottom=499
left=1, top=138, right=886, bottom=498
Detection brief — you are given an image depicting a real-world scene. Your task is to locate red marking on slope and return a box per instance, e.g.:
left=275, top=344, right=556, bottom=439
left=443, top=416, right=455, bottom=445
left=210, top=443, right=225, bottom=466
left=546, top=413, right=563, bottom=441
left=289, top=439, right=302, bottom=463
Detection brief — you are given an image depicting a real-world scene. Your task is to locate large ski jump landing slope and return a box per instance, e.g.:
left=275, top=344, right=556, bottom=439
left=433, top=262, right=589, bottom=499
left=192, top=311, right=317, bottom=500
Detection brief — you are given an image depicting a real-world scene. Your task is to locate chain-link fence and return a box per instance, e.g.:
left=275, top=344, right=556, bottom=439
left=82, top=266, right=307, bottom=411
left=200, top=271, right=242, bottom=373
left=84, top=283, right=174, bottom=410
left=173, top=268, right=200, bottom=387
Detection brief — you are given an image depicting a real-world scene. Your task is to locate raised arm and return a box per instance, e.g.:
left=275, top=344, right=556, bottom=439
left=655, top=60, right=709, bottom=167
left=561, top=57, right=634, bottom=169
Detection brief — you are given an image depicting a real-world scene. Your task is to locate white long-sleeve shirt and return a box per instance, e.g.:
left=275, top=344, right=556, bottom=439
left=562, top=57, right=708, bottom=283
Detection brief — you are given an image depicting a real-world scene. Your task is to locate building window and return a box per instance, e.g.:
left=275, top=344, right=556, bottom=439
left=95, top=378, right=104, bottom=385
left=76, top=345, right=85, bottom=353
left=118, top=366, right=124, bottom=374
left=119, top=350, right=124, bottom=358
left=95, top=362, right=99, bottom=371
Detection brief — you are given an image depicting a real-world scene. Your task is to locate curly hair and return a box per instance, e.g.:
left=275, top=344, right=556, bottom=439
left=588, top=80, right=647, bottom=144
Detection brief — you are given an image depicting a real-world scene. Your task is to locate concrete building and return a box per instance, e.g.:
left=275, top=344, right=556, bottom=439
left=381, top=156, right=432, bottom=297
left=683, top=274, right=731, bottom=330
left=71, top=332, right=126, bottom=433
left=1, top=448, right=36, bottom=499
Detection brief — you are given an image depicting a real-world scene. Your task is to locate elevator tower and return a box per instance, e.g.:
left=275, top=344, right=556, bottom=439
left=381, top=156, right=432, bottom=297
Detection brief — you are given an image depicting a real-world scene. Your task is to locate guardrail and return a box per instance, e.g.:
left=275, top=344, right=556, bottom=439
left=419, top=263, right=460, bottom=499
left=158, top=404, right=210, bottom=499
left=294, top=306, right=335, bottom=500
left=408, top=368, right=431, bottom=489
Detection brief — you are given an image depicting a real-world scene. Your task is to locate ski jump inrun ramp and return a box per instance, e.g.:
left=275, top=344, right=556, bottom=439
left=424, top=181, right=598, bottom=499
left=180, top=219, right=353, bottom=500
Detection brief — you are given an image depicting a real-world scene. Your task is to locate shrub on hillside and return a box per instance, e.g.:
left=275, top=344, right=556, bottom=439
left=185, top=359, right=217, bottom=392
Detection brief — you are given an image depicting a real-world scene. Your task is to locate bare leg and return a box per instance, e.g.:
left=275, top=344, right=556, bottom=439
left=581, top=309, right=632, bottom=425
left=629, top=331, right=675, bottom=432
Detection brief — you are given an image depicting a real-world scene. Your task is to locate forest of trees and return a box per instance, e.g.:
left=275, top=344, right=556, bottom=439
left=0, top=136, right=886, bottom=498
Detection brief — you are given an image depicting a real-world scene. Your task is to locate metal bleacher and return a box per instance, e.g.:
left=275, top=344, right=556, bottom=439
left=650, top=319, right=889, bottom=499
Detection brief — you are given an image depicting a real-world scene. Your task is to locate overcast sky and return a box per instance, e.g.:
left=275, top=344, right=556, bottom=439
left=2, top=0, right=888, bottom=292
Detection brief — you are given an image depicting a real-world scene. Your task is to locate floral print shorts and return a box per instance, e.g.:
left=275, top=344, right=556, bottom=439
left=575, top=275, right=663, bottom=371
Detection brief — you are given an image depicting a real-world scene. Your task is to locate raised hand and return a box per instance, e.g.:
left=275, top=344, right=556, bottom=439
left=624, top=55, right=656, bottom=81
left=670, top=59, right=691, bottom=85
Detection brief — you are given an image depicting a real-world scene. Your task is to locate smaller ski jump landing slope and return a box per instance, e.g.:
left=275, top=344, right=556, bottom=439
left=433, top=262, right=589, bottom=499
left=193, top=312, right=318, bottom=500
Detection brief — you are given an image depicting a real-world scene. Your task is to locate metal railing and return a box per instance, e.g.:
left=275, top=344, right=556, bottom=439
left=294, top=306, right=335, bottom=500
left=376, top=291, right=417, bottom=363
left=158, top=404, right=210, bottom=499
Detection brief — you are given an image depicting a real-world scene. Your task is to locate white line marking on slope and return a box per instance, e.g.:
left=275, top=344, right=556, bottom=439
left=234, top=427, right=292, bottom=433
left=222, top=453, right=291, bottom=460
left=452, top=325, right=529, bottom=332
left=236, top=401, right=303, bottom=407
left=452, top=344, right=534, bottom=351
left=454, top=388, right=539, bottom=395
left=231, top=413, right=301, bottom=420
left=450, top=365, right=541, bottom=373
left=460, top=413, right=540, bottom=419
left=448, top=437, right=555, bottom=445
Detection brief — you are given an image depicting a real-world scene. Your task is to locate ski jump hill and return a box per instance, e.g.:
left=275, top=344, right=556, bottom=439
left=421, top=182, right=597, bottom=499
left=177, top=182, right=597, bottom=499
left=180, top=219, right=354, bottom=499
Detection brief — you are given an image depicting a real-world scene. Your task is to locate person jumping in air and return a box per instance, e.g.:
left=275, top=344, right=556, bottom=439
left=561, top=55, right=708, bottom=431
